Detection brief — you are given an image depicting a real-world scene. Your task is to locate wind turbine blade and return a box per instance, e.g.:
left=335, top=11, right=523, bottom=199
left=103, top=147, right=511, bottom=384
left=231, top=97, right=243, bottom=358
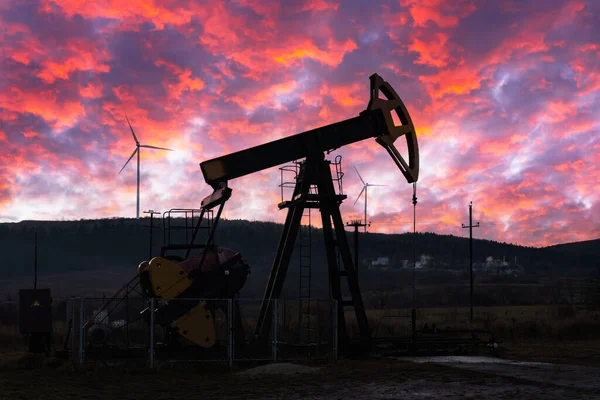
left=118, top=148, right=138, bottom=175
left=140, top=144, right=174, bottom=151
left=353, top=186, right=366, bottom=206
left=353, top=164, right=365, bottom=186
left=125, top=115, right=139, bottom=145
left=367, top=184, right=388, bottom=187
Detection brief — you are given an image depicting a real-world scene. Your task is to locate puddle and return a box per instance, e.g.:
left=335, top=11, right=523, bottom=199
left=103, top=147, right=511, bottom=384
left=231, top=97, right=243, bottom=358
left=396, top=355, right=550, bottom=366
left=394, top=355, right=600, bottom=391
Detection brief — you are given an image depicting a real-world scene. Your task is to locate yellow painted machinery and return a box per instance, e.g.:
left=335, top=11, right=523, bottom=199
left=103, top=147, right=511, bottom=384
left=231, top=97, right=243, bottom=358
left=83, top=241, right=249, bottom=353
left=137, top=246, right=249, bottom=348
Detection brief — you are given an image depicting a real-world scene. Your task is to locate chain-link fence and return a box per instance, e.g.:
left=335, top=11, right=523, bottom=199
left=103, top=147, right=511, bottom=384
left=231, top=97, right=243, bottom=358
left=60, top=297, right=338, bottom=367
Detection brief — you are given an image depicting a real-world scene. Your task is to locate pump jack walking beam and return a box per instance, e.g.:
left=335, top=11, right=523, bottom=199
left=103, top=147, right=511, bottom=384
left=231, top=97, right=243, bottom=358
left=201, top=74, right=419, bottom=188
left=198, top=73, right=420, bottom=354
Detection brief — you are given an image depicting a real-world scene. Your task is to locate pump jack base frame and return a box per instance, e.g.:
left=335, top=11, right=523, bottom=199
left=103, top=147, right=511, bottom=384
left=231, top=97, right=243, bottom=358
left=247, top=153, right=372, bottom=356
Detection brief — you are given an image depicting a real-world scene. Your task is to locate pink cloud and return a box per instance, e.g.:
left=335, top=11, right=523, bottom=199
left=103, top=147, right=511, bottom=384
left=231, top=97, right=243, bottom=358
left=0, top=0, right=599, bottom=247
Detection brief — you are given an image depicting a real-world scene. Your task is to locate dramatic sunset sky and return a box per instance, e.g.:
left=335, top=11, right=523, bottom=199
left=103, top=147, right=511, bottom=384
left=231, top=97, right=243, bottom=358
left=1, top=0, right=598, bottom=247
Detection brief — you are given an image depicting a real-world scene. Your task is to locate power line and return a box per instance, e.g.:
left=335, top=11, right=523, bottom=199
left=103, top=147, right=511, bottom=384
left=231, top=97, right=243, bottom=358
left=371, top=220, right=498, bottom=226
left=370, top=221, right=439, bottom=225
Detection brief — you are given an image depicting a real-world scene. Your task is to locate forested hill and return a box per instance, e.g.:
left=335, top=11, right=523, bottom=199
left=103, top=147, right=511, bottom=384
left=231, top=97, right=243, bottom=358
left=1, top=218, right=598, bottom=283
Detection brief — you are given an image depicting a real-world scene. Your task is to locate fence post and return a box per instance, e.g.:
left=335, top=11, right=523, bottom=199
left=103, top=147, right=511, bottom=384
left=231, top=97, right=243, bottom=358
left=228, top=298, right=233, bottom=368
left=149, top=297, right=155, bottom=369
left=70, top=296, right=75, bottom=358
left=79, top=297, right=84, bottom=364
left=333, top=300, right=338, bottom=362
left=272, top=299, right=278, bottom=362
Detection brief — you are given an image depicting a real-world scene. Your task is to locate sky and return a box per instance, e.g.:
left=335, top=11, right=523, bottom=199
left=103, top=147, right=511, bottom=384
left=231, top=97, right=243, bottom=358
left=0, top=0, right=598, bottom=247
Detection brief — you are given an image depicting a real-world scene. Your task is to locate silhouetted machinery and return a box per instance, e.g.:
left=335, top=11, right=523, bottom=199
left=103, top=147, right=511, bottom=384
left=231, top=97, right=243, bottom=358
left=137, top=246, right=249, bottom=347
left=84, top=73, right=418, bottom=357
left=197, top=73, right=419, bottom=353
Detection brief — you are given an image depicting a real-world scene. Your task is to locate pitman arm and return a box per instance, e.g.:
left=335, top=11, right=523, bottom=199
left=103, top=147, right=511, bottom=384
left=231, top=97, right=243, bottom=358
left=199, top=73, right=419, bottom=189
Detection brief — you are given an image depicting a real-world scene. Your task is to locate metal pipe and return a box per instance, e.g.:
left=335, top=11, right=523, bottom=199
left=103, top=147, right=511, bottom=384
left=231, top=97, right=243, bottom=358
left=333, top=299, right=338, bottom=361
left=354, top=225, right=359, bottom=276
left=192, top=201, right=224, bottom=268
left=149, top=297, right=155, bottom=368
left=149, top=212, right=153, bottom=260
left=79, top=298, right=84, bottom=364
left=272, top=299, right=278, bottom=362
left=364, top=186, right=368, bottom=233
left=184, top=208, right=206, bottom=259
left=70, top=296, right=75, bottom=357
left=228, top=299, right=233, bottom=368
left=34, top=232, right=38, bottom=289
left=126, top=285, right=130, bottom=349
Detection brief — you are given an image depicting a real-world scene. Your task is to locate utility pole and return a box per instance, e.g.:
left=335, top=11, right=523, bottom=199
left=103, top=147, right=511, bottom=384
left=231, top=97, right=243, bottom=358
left=346, top=219, right=368, bottom=276
left=461, top=201, right=479, bottom=322
left=144, top=210, right=161, bottom=260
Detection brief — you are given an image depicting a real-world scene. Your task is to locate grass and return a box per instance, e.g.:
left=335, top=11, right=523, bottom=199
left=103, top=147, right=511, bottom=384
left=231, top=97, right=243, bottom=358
left=2, top=304, right=600, bottom=399
left=499, top=340, right=600, bottom=366
left=2, top=302, right=600, bottom=359
left=347, top=304, right=600, bottom=341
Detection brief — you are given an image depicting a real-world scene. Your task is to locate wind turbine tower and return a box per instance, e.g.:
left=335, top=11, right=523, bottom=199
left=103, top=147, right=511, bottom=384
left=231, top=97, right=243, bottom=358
left=118, top=115, right=173, bottom=219
left=353, top=165, right=386, bottom=232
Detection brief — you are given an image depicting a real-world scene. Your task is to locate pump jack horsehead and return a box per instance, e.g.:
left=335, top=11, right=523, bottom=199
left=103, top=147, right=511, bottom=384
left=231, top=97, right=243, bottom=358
left=125, top=73, right=419, bottom=357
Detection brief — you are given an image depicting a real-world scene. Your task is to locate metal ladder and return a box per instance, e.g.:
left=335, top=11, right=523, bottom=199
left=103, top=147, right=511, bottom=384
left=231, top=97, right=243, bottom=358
left=298, top=190, right=314, bottom=343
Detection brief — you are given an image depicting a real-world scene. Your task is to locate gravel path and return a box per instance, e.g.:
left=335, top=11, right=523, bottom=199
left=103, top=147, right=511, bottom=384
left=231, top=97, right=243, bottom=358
left=2, top=354, right=600, bottom=399
left=237, top=362, right=320, bottom=376
left=234, top=357, right=600, bottom=399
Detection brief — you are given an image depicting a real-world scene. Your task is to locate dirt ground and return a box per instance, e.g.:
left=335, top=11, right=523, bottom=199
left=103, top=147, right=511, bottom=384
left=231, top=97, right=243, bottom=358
left=1, top=341, right=600, bottom=399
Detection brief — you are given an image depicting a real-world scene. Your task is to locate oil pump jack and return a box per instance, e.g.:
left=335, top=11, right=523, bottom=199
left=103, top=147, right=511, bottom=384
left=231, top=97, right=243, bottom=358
left=197, top=73, right=419, bottom=354
left=82, top=73, right=418, bottom=359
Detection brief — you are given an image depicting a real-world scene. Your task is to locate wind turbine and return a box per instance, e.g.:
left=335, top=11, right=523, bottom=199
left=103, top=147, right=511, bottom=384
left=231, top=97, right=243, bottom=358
left=353, top=165, right=387, bottom=232
left=118, top=115, right=173, bottom=219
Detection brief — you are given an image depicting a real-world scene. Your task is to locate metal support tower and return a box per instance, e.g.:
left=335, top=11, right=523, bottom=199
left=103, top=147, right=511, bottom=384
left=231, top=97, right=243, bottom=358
left=254, top=153, right=371, bottom=353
